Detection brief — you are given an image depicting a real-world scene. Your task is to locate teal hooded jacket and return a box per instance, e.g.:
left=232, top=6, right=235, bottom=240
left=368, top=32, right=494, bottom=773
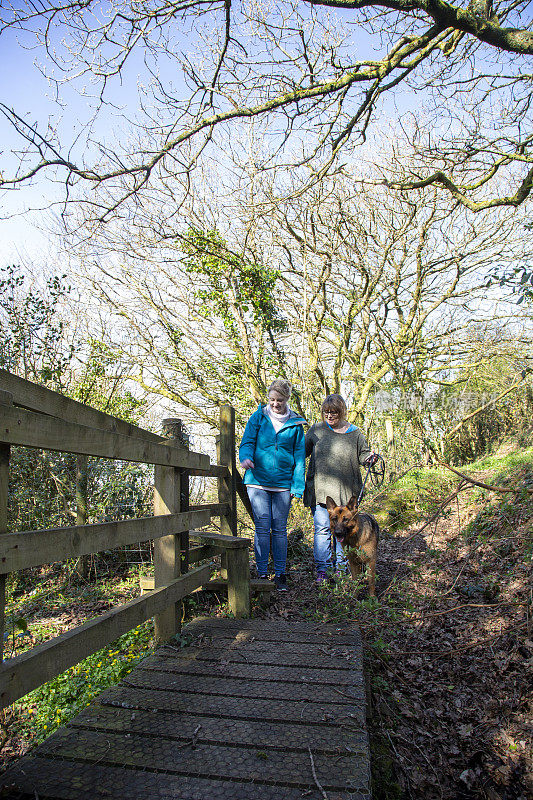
left=239, top=405, right=307, bottom=497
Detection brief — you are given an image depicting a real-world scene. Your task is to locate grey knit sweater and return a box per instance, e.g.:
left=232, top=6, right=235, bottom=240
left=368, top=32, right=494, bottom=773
left=304, top=422, right=373, bottom=507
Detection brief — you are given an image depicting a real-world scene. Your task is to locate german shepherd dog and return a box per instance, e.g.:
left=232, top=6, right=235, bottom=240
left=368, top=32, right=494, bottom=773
left=325, top=495, right=380, bottom=596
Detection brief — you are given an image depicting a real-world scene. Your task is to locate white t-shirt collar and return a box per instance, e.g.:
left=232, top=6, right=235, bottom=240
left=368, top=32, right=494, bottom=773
left=264, top=404, right=291, bottom=433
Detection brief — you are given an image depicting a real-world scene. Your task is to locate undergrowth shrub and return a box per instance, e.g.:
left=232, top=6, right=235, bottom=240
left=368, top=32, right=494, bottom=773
left=13, top=621, right=154, bottom=746
left=371, top=467, right=454, bottom=531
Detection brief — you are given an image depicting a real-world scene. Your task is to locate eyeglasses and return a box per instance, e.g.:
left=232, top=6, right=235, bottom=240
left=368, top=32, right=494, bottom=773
left=323, top=411, right=340, bottom=418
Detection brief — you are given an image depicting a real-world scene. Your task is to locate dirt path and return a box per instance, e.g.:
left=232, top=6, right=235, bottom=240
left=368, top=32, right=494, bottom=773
left=255, top=484, right=532, bottom=800
left=2, top=470, right=531, bottom=798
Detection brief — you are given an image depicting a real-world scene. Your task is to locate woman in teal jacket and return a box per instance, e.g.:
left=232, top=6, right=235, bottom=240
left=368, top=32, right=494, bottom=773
left=239, top=379, right=306, bottom=591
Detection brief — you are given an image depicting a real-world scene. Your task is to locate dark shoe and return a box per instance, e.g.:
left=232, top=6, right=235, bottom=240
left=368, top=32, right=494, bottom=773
left=275, top=573, right=288, bottom=591
left=315, top=570, right=327, bottom=585
left=334, top=568, right=349, bottom=578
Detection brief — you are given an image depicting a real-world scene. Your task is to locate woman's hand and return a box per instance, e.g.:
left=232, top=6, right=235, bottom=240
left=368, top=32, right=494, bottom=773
left=240, top=459, right=255, bottom=470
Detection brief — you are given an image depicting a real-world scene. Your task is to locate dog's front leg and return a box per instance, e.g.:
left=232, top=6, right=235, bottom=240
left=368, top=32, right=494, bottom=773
left=367, top=559, right=376, bottom=596
left=363, top=548, right=377, bottom=596
left=347, top=552, right=362, bottom=581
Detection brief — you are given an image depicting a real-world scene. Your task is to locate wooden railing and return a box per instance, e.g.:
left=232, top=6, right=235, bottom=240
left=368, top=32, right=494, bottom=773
left=0, top=370, right=252, bottom=710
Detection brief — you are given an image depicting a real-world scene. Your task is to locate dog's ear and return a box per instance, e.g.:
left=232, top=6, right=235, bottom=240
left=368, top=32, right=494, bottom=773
left=346, top=495, right=358, bottom=511
left=325, top=496, right=337, bottom=511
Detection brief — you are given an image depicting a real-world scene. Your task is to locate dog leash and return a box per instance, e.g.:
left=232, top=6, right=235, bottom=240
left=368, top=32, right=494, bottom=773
left=357, top=454, right=385, bottom=504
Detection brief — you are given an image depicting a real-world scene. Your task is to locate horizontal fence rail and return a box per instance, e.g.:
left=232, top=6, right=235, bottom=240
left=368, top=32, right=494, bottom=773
left=188, top=544, right=225, bottom=563
left=0, top=371, right=253, bottom=710
left=0, top=369, right=163, bottom=444
left=0, top=565, right=212, bottom=708
left=188, top=464, right=229, bottom=478
left=0, top=404, right=209, bottom=469
left=186, top=464, right=258, bottom=523
left=0, top=505, right=228, bottom=574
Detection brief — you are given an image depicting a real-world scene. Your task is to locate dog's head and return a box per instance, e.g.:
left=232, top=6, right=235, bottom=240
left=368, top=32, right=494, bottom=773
left=325, top=495, right=359, bottom=545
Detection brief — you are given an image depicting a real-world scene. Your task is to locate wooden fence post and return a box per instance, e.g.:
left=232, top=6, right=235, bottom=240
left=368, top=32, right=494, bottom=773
left=215, top=435, right=227, bottom=581
left=179, top=426, right=190, bottom=576
left=74, top=455, right=89, bottom=580
left=153, top=419, right=186, bottom=642
left=217, top=405, right=237, bottom=537
left=226, top=546, right=250, bottom=618
left=0, top=391, right=13, bottom=663
left=217, top=405, right=250, bottom=616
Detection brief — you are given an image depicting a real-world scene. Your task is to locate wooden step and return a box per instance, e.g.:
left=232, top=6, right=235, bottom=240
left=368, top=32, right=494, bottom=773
left=140, top=576, right=275, bottom=594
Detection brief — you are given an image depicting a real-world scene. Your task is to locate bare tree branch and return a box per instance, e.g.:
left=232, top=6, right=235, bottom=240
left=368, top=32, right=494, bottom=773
left=2, top=1, right=533, bottom=214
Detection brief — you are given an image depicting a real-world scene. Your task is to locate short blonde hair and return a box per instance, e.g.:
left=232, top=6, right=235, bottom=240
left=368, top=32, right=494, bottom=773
left=321, top=394, right=347, bottom=422
left=267, top=379, right=292, bottom=400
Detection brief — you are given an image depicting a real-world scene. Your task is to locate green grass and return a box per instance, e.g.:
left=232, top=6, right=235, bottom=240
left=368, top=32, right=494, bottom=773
left=468, top=443, right=533, bottom=473
left=368, top=442, right=533, bottom=535
left=369, top=466, right=454, bottom=531
left=5, top=439, right=531, bottom=769
left=455, top=444, right=533, bottom=542
left=2, top=563, right=156, bottom=751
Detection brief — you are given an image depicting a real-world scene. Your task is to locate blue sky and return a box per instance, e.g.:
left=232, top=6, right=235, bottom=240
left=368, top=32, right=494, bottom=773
left=0, top=16, right=149, bottom=266
left=1, top=26, right=56, bottom=264
left=0, top=3, right=503, bottom=269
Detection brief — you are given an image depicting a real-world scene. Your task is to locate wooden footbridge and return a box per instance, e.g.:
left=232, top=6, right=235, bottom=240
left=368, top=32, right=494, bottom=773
left=0, top=371, right=371, bottom=800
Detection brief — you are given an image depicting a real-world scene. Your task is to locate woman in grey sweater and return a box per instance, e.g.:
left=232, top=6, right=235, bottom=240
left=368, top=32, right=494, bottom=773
left=304, top=394, right=376, bottom=584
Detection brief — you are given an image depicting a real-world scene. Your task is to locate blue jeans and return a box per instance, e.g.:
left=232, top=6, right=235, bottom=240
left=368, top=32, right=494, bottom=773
left=312, top=504, right=347, bottom=573
left=247, top=487, right=291, bottom=576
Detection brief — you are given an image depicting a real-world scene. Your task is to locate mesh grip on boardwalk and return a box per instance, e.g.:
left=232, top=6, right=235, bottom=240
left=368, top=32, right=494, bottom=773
left=0, top=618, right=371, bottom=800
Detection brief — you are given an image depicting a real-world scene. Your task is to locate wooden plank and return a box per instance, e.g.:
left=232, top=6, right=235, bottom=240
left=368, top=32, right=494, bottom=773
left=188, top=464, right=229, bottom=478
left=139, top=576, right=156, bottom=593
left=0, top=510, right=213, bottom=574
left=189, top=544, right=224, bottom=564
left=172, top=421, right=190, bottom=577
left=0, top=405, right=209, bottom=470
left=0, top=564, right=212, bottom=709
left=140, top=576, right=272, bottom=594
left=0, top=369, right=163, bottom=443
left=204, top=577, right=273, bottom=594
left=192, top=503, right=229, bottom=515
left=189, top=531, right=251, bottom=550
left=140, top=544, right=223, bottom=595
